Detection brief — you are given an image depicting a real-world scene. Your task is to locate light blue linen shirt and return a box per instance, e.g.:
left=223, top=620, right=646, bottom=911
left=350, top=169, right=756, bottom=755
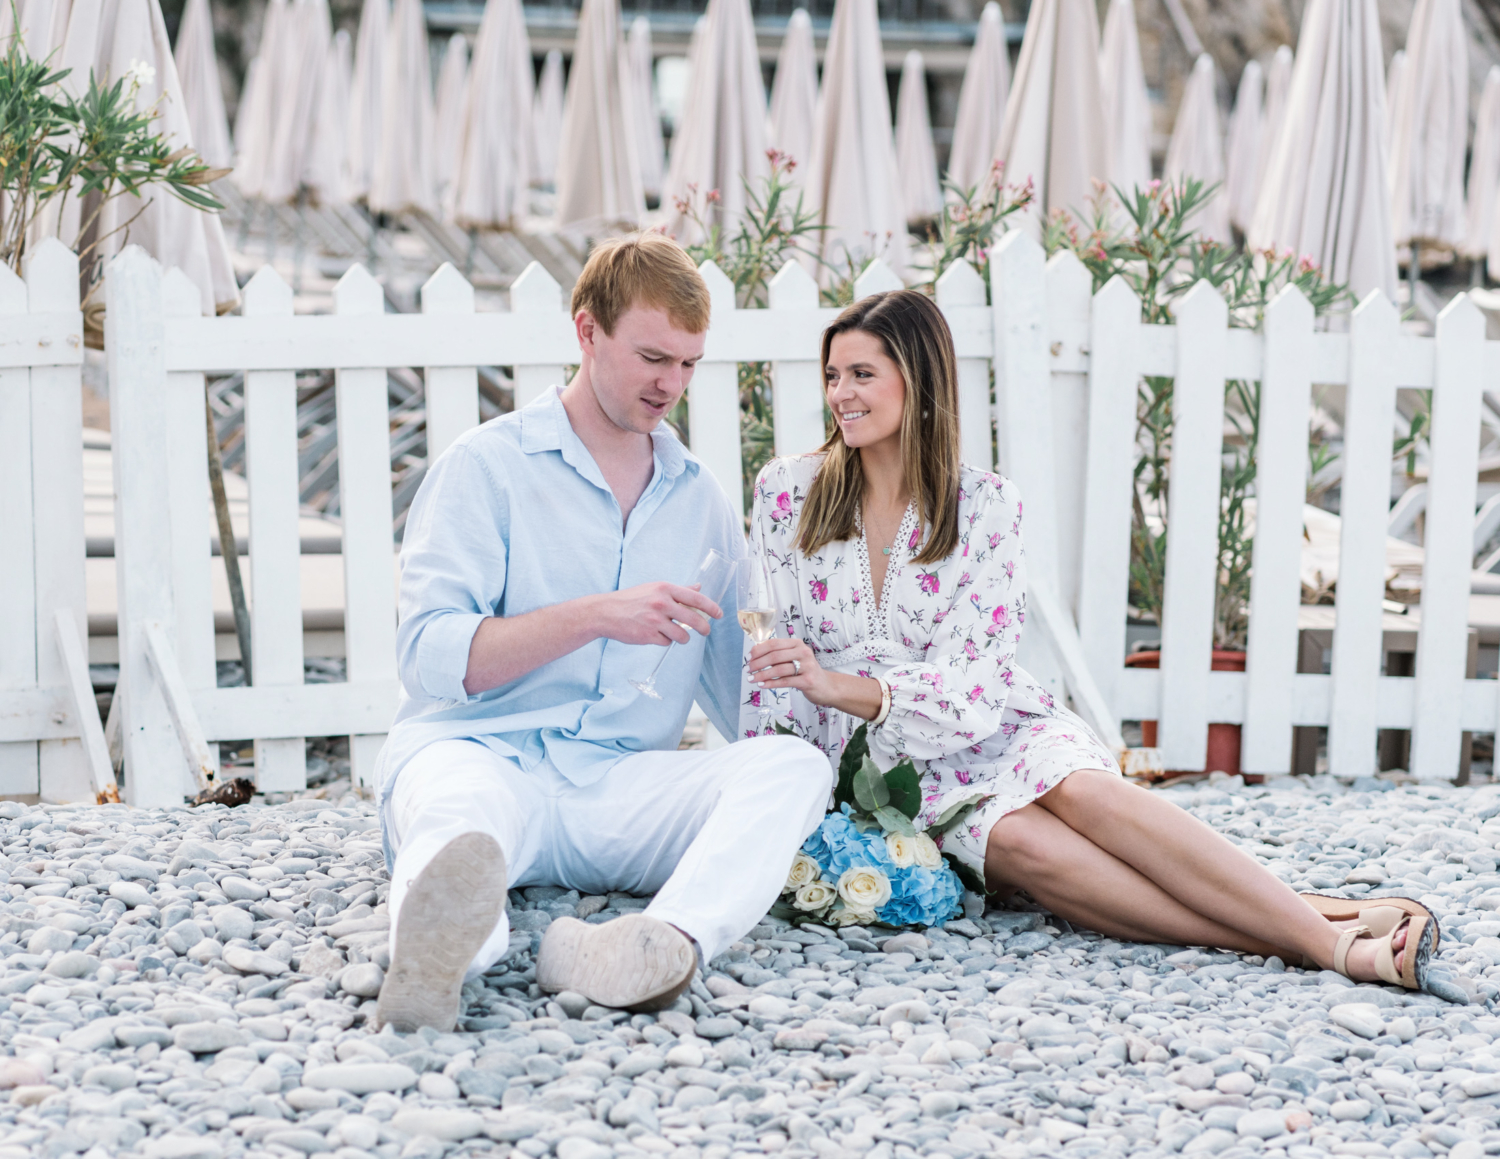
left=375, top=386, right=746, bottom=825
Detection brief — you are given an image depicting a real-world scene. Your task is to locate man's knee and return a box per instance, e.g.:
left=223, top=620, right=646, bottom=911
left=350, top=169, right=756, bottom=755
left=733, top=734, right=833, bottom=809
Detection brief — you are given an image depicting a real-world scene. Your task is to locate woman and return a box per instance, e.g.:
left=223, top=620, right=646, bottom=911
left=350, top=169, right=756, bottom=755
left=740, top=288, right=1434, bottom=990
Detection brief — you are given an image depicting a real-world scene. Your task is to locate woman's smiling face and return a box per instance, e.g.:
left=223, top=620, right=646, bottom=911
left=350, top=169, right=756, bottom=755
left=825, top=329, right=905, bottom=452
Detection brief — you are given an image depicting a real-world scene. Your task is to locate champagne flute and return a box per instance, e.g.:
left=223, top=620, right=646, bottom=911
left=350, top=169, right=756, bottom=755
left=737, top=554, right=779, bottom=732
left=630, top=548, right=734, bottom=700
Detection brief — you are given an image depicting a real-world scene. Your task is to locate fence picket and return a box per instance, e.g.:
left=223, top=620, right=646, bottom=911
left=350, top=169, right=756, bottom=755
left=335, top=265, right=399, bottom=789
left=692, top=262, right=744, bottom=516
left=992, top=233, right=1064, bottom=699
left=510, top=262, right=566, bottom=410
left=854, top=260, right=902, bottom=299
left=1045, top=253, right=1093, bottom=620
left=0, top=260, right=35, bottom=796
left=162, top=269, right=217, bottom=794
left=421, top=264, right=479, bottom=459
left=1158, top=281, right=1227, bottom=769
left=935, top=260, right=991, bottom=470
left=106, top=248, right=189, bottom=806
left=1328, top=292, right=1400, bottom=777
left=1411, top=295, right=1486, bottom=779
left=27, top=241, right=89, bottom=801
left=242, top=266, right=306, bottom=791
left=1242, top=285, right=1314, bottom=775
left=768, top=261, right=824, bottom=458
left=1077, top=276, right=1140, bottom=720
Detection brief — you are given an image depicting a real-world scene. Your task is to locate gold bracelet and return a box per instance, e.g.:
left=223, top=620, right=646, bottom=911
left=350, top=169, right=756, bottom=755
left=871, top=677, right=892, bottom=726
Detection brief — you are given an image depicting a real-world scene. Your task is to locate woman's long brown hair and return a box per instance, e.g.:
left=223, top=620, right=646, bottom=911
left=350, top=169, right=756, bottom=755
left=796, top=289, right=962, bottom=566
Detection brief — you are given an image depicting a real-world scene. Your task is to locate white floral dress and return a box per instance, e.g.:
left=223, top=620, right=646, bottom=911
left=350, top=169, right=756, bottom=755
left=739, top=455, right=1120, bottom=880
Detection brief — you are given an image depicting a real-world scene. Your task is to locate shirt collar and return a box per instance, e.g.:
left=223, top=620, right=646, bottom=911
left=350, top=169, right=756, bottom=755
left=520, top=385, right=694, bottom=483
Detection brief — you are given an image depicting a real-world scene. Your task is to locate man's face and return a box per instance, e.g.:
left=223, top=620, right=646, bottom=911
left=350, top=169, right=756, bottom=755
left=577, top=304, right=706, bottom=434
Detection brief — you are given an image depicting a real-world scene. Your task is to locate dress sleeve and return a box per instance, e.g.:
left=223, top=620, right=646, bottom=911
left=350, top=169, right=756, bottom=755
left=868, top=474, right=1026, bottom=767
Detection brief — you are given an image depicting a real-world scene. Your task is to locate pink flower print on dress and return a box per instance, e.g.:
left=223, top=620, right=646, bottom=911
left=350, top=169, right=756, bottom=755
left=770, top=491, right=793, bottom=522
left=988, top=532, right=1002, bottom=550
left=957, top=571, right=973, bottom=590
left=955, top=769, right=972, bottom=785
left=967, top=684, right=984, bottom=704
left=851, top=589, right=861, bottom=605
left=820, top=620, right=834, bottom=633
left=907, top=525, right=922, bottom=551
left=809, top=576, right=829, bottom=603
left=963, top=639, right=978, bottom=661
left=1003, top=560, right=1015, bottom=581
left=748, top=690, right=762, bottom=707
left=1035, top=778, right=1046, bottom=794
left=933, top=608, right=948, bottom=624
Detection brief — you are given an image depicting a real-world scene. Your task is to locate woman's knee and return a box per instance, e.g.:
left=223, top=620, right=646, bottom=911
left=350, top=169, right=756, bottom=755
left=984, top=804, right=1064, bottom=877
left=1037, top=767, right=1129, bottom=823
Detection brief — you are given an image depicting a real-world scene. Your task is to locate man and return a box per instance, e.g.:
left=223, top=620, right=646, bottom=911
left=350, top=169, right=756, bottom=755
left=373, top=233, right=832, bottom=1033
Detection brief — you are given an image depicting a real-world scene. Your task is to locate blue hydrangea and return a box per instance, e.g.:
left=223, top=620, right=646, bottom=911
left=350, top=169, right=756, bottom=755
left=877, top=864, right=963, bottom=928
left=800, top=805, right=964, bottom=929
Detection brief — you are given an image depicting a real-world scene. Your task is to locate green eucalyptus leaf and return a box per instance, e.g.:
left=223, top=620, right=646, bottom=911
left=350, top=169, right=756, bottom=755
left=834, top=724, right=870, bottom=810
left=873, top=805, right=916, bottom=837
left=774, top=721, right=798, bottom=738
left=852, top=758, right=889, bottom=812
left=932, top=792, right=987, bottom=831
left=883, top=761, right=922, bottom=819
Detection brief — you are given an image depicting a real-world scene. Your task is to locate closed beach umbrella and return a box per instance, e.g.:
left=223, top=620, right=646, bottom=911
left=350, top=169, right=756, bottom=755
left=57, top=0, right=238, bottom=313
left=664, top=0, right=767, bottom=241
left=1254, top=44, right=1292, bottom=208
left=263, top=0, right=333, bottom=205
left=1098, top=0, right=1151, bottom=200
left=231, top=0, right=288, bottom=198
left=1466, top=67, right=1500, bottom=261
left=1388, top=0, right=1467, bottom=252
left=555, top=0, right=643, bottom=230
left=994, top=0, right=1108, bottom=236
left=451, top=0, right=535, bottom=229
left=303, top=27, right=350, bottom=206
left=172, top=0, right=231, bottom=169
left=433, top=33, right=469, bottom=207
left=947, top=1, right=1009, bottom=194
left=895, top=50, right=941, bottom=223
left=7, top=0, right=71, bottom=58
left=1383, top=49, right=1405, bottom=154
left=1246, top=0, right=1395, bottom=301
left=345, top=0, right=386, bottom=202
left=807, top=0, right=907, bottom=275
left=532, top=49, right=564, bottom=187
left=768, top=8, right=818, bottom=172
left=1224, top=60, right=1262, bottom=234
left=628, top=17, right=665, bottom=201
left=1163, top=53, right=1229, bottom=243
left=368, top=0, right=435, bottom=215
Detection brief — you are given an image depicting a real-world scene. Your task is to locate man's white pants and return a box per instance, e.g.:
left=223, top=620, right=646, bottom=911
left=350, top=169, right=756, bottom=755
left=386, top=735, right=832, bottom=979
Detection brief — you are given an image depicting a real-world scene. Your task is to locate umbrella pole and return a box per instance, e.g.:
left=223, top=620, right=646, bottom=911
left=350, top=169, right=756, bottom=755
left=266, top=201, right=277, bottom=267
left=205, top=386, right=253, bottom=686
left=465, top=227, right=477, bottom=278
left=236, top=198, right=255, bottom=252
left=366, top=207, right=377, bottom=275
left=292, top=190, right=307, bottom=296
left=1408, top=240, right=1421, bottom=312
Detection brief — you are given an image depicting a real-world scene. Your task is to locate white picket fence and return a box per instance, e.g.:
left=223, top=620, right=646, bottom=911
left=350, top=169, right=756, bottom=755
left=3, top=231, right=1496, bottom=805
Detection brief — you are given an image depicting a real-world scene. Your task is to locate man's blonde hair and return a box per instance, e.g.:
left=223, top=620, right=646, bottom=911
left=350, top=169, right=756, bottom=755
left=570, top=232, right=711, bottom=336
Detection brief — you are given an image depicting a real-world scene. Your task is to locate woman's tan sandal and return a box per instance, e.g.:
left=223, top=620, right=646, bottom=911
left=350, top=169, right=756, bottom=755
left=1329, top=905, right=1435, bottom=991
left=1299, top=892, right=1441, bottom=951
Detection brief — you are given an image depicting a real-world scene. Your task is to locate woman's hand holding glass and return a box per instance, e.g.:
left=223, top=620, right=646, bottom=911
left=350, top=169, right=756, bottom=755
left=747, top=638, right=831, bottom=702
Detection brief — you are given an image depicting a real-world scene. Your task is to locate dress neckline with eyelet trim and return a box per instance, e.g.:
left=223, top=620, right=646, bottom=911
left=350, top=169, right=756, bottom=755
left=855, top=502, right=919, bottom=633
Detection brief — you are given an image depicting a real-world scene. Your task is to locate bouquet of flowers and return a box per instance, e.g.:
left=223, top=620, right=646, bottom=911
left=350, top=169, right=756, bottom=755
left=774, top=725, right=973, bottom=929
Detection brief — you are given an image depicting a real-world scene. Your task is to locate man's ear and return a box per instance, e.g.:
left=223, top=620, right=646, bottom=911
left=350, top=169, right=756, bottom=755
left=574, top=309, right=598, bottom=359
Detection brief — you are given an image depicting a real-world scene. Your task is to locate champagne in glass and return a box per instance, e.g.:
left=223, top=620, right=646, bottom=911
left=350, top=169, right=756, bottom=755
left=737, top=555, right=780, bottom=731
left=629, top=548, right=733, bottom=700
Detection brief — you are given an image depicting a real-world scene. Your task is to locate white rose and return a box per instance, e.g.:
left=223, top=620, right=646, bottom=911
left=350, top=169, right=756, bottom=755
left=912, top=832, right=942, bottom=869
left=794, top=880, right=838, bottom=911
left=838, top=865, right=892, bottom=913
left=831, top=904, right=875, bottom=927
left=784, top=852, right=821, bottom=894
left=885, top=832, right=917, bottom=868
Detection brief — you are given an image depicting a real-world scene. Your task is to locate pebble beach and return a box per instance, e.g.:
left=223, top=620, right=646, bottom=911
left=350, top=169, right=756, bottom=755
left=2, top=772, right=1500, bottom=1159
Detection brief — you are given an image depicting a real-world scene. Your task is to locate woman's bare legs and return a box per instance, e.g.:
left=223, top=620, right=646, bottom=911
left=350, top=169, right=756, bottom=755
left=984, top=770, right=1409, bottom=982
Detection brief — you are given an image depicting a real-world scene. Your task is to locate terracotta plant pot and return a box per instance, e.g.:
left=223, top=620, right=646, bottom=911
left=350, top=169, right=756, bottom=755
left=1124, top=650, right=1247, bottom=778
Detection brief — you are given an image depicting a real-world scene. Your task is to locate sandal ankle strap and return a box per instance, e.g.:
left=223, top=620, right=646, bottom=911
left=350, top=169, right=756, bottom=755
left=1332, top=924, right=1370, bottom=977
